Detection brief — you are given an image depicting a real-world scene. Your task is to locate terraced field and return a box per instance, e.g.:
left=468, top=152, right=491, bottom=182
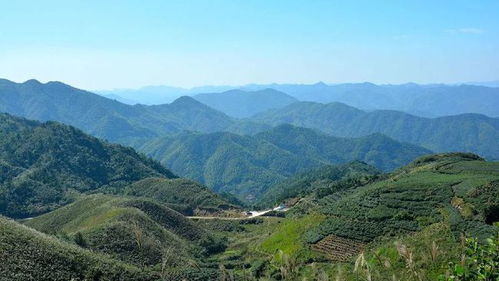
left=312, top=235, right=365, bottom=262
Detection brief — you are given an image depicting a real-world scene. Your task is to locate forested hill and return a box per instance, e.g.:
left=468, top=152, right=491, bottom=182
left=139, top=124, right=431, bottom=200
left=252, top=101, right=499, bottom=159
left=0, top=113, right=175, bottom=218
left=0, top=79, right=234, bottom=144
left=257, top=161, right=381, bottom=208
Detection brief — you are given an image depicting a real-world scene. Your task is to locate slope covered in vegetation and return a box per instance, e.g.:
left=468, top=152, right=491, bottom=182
left=140, top=124, right=430, bottom=200
left=302, top=153, right=498, bottom=243
left=0, top=113, right=175, bottom=218
left=199, top=153, right=498, bottom=280
left=0, top=216, right=156, bottom=281
left=257, top=161, right=381, bottom=208
left=124, top=177, right=240, bottom=215
left=252, top=101, right=499, bottom=160
left=25, top=195, right=226, bottom=265
left=0, top=79, right=234, bottom=143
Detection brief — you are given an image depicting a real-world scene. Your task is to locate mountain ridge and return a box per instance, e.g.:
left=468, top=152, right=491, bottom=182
left=0, top=79, right=236, bottom=144
left=139, top=124, right=431, bottom=200
left=252, top=101, right=499, bottom=159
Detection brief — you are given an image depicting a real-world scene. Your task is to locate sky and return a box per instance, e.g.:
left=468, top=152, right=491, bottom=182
left=0, top=0, right=498, bottom=90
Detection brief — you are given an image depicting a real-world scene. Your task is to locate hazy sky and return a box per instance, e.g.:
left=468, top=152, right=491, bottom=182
left=1, top=0, right=498, bottom=90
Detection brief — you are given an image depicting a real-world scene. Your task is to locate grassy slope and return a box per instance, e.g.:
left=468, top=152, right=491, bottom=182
left=259, top=213, right=325, bottom=259
left=24, top=194, right=223, bottom=267
left=0, top=216, right=156, bottom=281
left=124, top=177, right=239, bottom=215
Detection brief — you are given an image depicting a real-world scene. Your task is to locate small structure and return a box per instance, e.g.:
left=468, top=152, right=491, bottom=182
left=273, top=204, right=286, bottom=211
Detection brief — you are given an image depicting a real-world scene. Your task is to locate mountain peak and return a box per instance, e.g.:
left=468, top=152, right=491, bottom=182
left=170, top=95, right=203, bottom=106
left=314, top=81, right=328, bottom=86
left=23, top=79, right=42, bottom=86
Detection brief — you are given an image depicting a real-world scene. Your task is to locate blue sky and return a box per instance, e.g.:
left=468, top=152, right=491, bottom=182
left=0, top=0, right=498, bottom=90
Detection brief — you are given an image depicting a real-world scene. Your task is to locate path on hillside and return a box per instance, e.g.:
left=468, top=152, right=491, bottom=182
left=187, top=207, right=283, bottom=220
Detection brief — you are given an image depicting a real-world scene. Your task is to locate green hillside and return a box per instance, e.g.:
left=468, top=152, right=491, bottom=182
left=301, top=153, right=498, bottom=243
left=193, top=88, right=298, bottom=118
left=139, top=125, right=430, bottom=200
left=0, top=216, right=156, bottom=281
left=0, top=113, right=174, bottom=218
left=257, top=161, right=381, bottom=208
left=0, top=79, right=234, bottom=144
left=252, top=101, right=499, bottom=159
left=124, top=178, right=240, bottom=215
left=200, top=153, right=498, bottom=280
left=25, top=195, right=226, bottom=265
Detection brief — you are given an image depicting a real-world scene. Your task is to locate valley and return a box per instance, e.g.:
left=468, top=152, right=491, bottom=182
left=0, top=80, right=497, bottom=281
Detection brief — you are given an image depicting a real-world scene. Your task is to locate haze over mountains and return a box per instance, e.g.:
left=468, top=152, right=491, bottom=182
left=0, top=79, right=234, bottom=143
left=1, top=78, right=499, bottom=201
left=243, top=82, right=499, bottom=118
left=193, top=88, right=298, bottom=118
left=3, top=0, right=499, bottom=278
left=101, top=81, right=499, bottom=118
left=98, top=84, right=236, bottom=105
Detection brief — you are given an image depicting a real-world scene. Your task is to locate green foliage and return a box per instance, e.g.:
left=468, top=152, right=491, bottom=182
left=304, top=153, right=499, bottom=243
left=257, top=161, right=381, bottom=208
left=0, top=79, right=234, bottom=143
left=74, top=231, right=87, bottom=248
left=25, top=194, right=226, bottom=266
left=442, top=236, right=498, bottom=281
left=194, top=219, right=246, bottom=233
left=0, top=216, right=157, bottom=281
left=260, top=214, right=325, bottom=260
left=252, top=100, right=499, bottom=160
left=124, top=177, right=239, bottom=215
left=0, top=113, right=174, bottom=218
left=140, top=124, right=429, bottom=200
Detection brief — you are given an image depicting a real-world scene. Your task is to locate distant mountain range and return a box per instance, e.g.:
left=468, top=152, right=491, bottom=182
left=464, top=80, right=499, bottom=88
left=138, top=124, right=431, bottom=200
left=251, top=101, right=499, bottom=160
left=98, top=84, right=235, bottom=105
left=98, top=81, right=499, bottom=117
left=0, top=79, right=234, bottom=144
left=193, top=88, right=298, bottom=118
left=242, top=82, right=499, bottom=117
left=1, top=78, right=499, bottom=198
